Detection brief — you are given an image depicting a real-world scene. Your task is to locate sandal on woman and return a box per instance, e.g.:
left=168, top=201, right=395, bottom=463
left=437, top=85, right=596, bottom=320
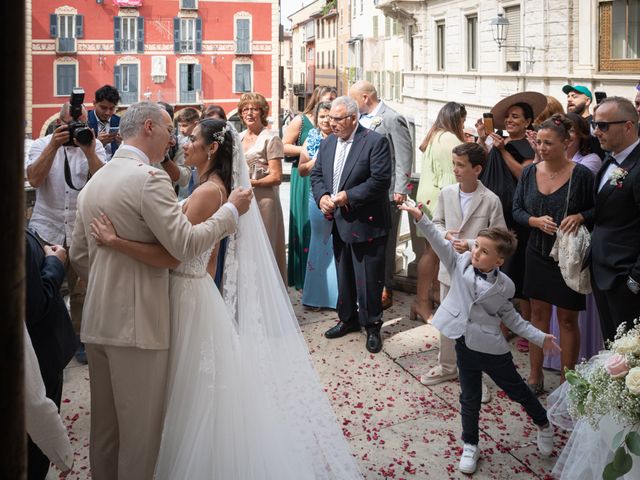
left=526, top=380, right=544, bottom=396
left=409, top=303, right=433, bottom=323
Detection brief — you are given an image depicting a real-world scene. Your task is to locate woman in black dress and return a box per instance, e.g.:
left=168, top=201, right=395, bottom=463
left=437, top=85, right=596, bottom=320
left=477, top=92, right=547, bottom=327
left=513, top=114, right=595, bottom=393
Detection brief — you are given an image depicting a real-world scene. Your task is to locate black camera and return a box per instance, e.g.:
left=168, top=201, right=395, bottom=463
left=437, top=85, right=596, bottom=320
left=64, top=87, right=94, bottom=147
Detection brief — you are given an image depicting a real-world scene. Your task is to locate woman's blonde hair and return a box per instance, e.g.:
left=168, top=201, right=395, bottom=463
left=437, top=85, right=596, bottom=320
left=237, top=93, right=270, bottom=127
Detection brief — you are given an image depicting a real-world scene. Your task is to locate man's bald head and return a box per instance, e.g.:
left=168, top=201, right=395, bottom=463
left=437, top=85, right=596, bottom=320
left=349, top=80, right=379, bottom=115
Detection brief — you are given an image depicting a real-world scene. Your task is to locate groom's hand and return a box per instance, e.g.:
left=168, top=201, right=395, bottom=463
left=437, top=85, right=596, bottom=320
left=228, top=187, right=253, bottom=216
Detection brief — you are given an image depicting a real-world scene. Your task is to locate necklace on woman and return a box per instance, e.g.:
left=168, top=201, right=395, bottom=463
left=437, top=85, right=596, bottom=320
left=547, top=163, right=570, bottom=180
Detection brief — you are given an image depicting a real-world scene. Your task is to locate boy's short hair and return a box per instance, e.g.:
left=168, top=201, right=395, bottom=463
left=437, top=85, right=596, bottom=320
left=476, top=227, right=518, bottom=259
left=175, top=107, right=200, bottom=124
left=452, top=142, right=487, bottom=169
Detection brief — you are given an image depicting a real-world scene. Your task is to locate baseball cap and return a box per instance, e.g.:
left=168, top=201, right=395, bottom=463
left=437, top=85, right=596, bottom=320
left=562, top=84, right=592, bottom=99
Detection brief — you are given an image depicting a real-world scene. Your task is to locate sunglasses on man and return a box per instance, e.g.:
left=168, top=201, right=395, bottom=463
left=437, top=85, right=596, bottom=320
left=590, top=120, right=629, bottom=132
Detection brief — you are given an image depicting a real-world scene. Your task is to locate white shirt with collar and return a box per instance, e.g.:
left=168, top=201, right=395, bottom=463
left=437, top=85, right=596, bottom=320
left=359, top=101, right=384, bottom=130
left=598, top=139, right=640, bottom=192
left=332, top=128, right=357, bottom=195
left=27, top=134, right=107, bottom=245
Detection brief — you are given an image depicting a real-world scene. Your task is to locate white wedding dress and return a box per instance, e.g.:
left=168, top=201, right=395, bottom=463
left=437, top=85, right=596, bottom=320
left=154, top=127, right=363, bottom=479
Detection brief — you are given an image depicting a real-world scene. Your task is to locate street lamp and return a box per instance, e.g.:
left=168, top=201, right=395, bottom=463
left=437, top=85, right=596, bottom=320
left=490, top=13, right=509, bottom=49
left=489, top=12, right=537, bottom=70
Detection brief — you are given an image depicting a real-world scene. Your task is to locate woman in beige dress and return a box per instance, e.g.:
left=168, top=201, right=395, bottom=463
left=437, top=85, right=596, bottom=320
left=238, top=93, right=287, bottom=282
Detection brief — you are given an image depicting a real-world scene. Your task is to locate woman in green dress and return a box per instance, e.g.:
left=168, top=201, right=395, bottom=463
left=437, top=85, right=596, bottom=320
left=283, top=86, right=337, bottom=290
left=412, top=102, right=467, bottom=322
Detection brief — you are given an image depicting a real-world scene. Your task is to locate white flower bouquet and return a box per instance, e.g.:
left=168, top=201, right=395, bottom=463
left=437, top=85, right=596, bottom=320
left=564, top=321, right=640, bottom=480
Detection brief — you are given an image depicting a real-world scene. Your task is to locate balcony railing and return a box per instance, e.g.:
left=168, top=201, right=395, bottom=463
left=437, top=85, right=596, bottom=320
left=292, top=83, right=306, bottom=95
left=178, top=40, right=196, bottom=54
left=120, top=38, right=137, bottom=53
left=56, top=37, right=76, bottom=53
left=235, top=39, right=251, bottom=55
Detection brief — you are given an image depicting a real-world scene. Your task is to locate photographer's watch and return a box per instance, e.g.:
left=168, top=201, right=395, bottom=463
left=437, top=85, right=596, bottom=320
left=627, top=276, right=640, bottom=295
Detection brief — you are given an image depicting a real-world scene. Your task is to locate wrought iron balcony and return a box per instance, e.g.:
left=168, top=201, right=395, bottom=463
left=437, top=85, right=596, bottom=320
left=56, top=37, right=76, bottom=53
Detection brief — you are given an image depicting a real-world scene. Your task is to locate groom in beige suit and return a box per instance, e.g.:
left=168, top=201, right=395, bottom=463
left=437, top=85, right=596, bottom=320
left=70, top=102, right=252, bottom=480
left=420, top=142, right=506, bottom=388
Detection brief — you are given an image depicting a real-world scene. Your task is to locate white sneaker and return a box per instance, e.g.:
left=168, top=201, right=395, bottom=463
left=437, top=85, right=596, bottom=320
left=537, top=423, right=554, bottom=456
left=459, top=443, right=480, bottom=474
left=481, top=380, right=492, bottom=404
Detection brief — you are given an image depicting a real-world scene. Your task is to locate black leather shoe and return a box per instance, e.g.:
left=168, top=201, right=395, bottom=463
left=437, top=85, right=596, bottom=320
left=366, top=329, right=383, bottom=353
left=324, top=321, right=361, bottom=339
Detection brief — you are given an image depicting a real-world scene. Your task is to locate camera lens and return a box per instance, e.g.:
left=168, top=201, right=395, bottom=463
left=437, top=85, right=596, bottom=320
left=74, top=127, right=94, bottom=146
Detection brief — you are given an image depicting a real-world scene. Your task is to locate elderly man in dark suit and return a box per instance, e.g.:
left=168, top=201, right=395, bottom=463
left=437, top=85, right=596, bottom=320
left=350, top=80, right=413, bottom=310
left=311, top=95, right=392, bottom=353
left=590, top=96, right=640, bottom=342
left=25, top=228, right=77, bottom=479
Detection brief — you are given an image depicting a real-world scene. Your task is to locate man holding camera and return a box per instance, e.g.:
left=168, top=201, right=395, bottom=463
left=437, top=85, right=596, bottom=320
left=88, top=85, right=121, bottom=160
left=27, top=101, right=107, bottom=364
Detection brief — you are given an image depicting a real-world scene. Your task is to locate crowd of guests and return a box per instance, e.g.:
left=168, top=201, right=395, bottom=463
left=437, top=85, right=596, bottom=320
left=22, top=79, right=640, bottom=478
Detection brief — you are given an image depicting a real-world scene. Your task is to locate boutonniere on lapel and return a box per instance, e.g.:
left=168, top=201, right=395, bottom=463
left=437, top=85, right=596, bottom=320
left=370, top=116, right=383, bottom=129
left=609, top=167, right=629, bottom=189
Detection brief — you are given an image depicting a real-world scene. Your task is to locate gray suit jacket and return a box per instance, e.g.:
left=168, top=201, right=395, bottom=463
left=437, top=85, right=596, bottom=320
left=433, top=181, right=506, bottom=286
left=367, top=102, right=413, bottom=198
left=415, top=216, right=546, bottom=355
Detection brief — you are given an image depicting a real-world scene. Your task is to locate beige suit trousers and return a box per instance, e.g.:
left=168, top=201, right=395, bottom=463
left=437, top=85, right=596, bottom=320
left=437, top=284, right=458, bottom=374
left=86, top=344, right=169, bottom=480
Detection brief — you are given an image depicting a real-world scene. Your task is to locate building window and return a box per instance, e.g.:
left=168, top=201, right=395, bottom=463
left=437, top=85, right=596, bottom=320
left=504, top=5, right=521, bottom=71
left=179, top=63, right=202, bottom=103
left=235, top=17, right=251, bottom=54
left=55, top=63, right=76, bottom=96
left=114, top=16, right=144, bottom=54
left=611, top=0, right=639, bottom=59
left=234, top=63, right=252, bottom=93
left=466, top=15, right=478, bottom=71
left=174, top=17, right=202, bottom=54
left=50, top=13, right=83, bottom=53
left=599, top=0, right=640, bottom=71
left=436, top=20, right=445, bottom=71
left=180, top=0, right=198, bottom=9
left=114, top=63, right=139, bottom=105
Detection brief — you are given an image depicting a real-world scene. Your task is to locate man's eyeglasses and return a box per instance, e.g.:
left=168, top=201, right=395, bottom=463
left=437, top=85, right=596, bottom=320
left=329, top=114, right=354, bottom=122
left=590, top=120, right=628, bottom=132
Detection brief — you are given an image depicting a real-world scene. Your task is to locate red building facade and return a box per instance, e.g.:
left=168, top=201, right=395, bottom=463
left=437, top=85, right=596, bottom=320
left=28, top=0, right=280, bottom=138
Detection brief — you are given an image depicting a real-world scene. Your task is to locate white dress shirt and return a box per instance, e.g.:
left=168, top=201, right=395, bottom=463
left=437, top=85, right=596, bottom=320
left=27, top=134, right=107, bottom=245
left=598, top=139, right=640, bottom=192
left=332, top=128, right=357, bottom=195
left=359, top=101, right=384, bottom=130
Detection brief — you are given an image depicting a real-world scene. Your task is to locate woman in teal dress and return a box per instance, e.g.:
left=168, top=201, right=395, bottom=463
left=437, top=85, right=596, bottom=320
left=298, top=101, right=337, bottom=309
left=283, top=86, right=337, bottom=290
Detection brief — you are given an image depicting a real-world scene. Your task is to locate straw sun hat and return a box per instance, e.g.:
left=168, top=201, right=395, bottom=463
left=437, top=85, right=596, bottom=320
left=490, top=91, right=547, bottom=130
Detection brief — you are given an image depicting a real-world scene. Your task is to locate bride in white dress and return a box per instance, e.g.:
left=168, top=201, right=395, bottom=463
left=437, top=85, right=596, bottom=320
left=91, top=119, right=363, bottom=479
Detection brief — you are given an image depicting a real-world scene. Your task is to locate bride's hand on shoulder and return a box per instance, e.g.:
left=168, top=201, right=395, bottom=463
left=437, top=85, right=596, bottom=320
left=90, top=212, right=118, bottom=247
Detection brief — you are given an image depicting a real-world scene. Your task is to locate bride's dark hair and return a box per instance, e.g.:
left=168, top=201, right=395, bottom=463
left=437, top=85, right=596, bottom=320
left=198, top=119, right=234, bottom=195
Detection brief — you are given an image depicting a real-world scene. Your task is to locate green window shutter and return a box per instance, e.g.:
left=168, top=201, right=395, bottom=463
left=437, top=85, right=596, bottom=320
left=137, top=17, right=144, bottom=53
left=50, top=14, right=58, bottom=38
left=173, top=17, right=181, bottom=53
left=114, top=17, right=122, bottom=53
left=195, top=18, right=202, bottom=54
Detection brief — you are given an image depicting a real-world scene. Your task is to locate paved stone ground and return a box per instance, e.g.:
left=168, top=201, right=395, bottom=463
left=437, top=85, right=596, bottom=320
left=46, top=289, right=566, bottom=479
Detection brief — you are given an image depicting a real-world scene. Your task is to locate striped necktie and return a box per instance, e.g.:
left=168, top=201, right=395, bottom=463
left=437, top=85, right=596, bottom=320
left=332, top=140, right=349, bottom=195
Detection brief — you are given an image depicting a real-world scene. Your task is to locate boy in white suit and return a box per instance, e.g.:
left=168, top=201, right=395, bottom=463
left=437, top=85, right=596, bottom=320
left=400, top=200, right=560, bottom=475
left=420, top=143, right=506, bottom=404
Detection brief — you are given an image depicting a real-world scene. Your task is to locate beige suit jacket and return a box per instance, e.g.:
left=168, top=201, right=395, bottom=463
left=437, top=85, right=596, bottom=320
left=432, top=181, right=506, bottom=287
left=70, top=148, right=237, bottom=350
